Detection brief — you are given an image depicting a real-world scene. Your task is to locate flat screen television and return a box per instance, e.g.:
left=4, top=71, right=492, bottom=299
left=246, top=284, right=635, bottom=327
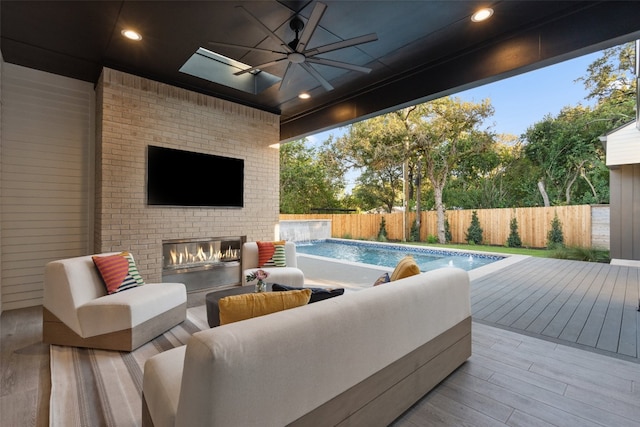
left=147, top=145, right=244, bottom=208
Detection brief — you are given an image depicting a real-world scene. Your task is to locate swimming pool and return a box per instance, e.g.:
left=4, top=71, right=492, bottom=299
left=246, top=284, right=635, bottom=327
left=296, top=239, right=504, bottom=272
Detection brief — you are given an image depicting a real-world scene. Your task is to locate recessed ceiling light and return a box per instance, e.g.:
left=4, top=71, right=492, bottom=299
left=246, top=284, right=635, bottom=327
left=121, top=29, right=142, bottom=41
left=298, top=93, right=311, bottom=100
left=471, top=8, right=493, bottom=22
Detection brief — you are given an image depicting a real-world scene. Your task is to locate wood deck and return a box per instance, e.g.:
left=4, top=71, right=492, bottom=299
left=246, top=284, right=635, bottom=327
left=2, top=257, right=639, bottom=426
left=471, top=257, right=640, bottom=362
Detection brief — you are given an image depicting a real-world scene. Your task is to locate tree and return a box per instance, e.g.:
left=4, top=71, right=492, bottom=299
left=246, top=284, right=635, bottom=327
left=279, top=139, right=345, bottom=213
left=576, top=42, right=637, bottom=107
left=465, top=211, right=483, bottom=244
left=523, top=103, right=617, bottom=206
left=330, top=116, right=407, bottom=213
left=405, top=97, right=495, bottom=243
left=506, top=217, right=522, bottom=248
left=547, top=213, right=564, bottom=249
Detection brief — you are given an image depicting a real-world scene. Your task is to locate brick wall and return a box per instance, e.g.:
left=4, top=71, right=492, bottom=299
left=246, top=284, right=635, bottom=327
left=96, top=68, right=280, bottom=282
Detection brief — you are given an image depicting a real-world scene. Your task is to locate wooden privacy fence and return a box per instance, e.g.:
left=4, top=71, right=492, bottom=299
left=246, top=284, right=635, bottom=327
left=281, top=205, right=600, bottom=248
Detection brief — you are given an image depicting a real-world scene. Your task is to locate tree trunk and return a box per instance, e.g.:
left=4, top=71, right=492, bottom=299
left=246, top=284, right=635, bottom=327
left=434, top=186, right=446, bottom=243
left=403, top=159, right=410, bottom=241
left=581, top=168, right=598, bottom=200
left=565, top=160, right=587, bottom=204
left=415, top=161, right=421, bottom=240
left=537, top=181, right=550, bottom=207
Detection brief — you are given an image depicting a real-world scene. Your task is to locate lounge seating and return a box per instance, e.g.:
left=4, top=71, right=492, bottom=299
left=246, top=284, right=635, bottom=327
left=43, top=253, right=187, bottom=351
left=241, top=241, right=304, bottom=287
left=142, top=267, right=471, bottom=426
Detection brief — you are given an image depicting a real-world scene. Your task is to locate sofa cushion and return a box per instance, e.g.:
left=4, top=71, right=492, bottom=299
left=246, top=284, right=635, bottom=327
left=92, top=252, right=145, bottom=294
left=218, top=289, right=311, bottom=325
left=390, top=256, right=421, bottom=281
left=272, top=283, right=344, bottom=303
left=256, top=240, right=286, bottom=267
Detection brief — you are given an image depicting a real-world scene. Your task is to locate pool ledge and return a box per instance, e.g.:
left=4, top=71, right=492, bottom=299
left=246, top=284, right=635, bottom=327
left=298, top=252, right=530, bottom=288
left=467, top=254, right=529, bottom=281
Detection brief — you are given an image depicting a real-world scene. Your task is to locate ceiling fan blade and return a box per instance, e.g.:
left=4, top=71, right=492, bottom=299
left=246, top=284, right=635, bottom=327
left=234, top=57, right=288, bottom=76
left=304, top=33, right=378, bottom=56
left=207, top=41, right=287, bottom=55
left=305, top=57, right=372, bottom=73
left=300, top=62, right=334, bottom=91
left=296, top=2, right=327, bottom=52
left=236, top=5, right=294, bottom=53
left=279, top=62, right=297, bottom=90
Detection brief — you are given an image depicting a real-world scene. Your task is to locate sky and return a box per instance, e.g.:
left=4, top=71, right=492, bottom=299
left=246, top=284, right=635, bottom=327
left=306, top=50, right=601, bottom=145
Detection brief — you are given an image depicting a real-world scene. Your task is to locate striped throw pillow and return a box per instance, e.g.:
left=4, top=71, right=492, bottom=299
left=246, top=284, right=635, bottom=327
left=92, top=252, right=145, bottom=294
left=256, top=240, right=286, bottom=267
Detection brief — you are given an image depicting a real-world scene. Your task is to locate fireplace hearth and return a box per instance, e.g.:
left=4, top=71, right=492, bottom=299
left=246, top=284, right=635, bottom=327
left=162, top=236, right=246, bottom=292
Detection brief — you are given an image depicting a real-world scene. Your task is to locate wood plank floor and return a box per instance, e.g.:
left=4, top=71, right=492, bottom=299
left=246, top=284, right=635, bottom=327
left=2, top=258, right=639, bottom=426
left=471, top=257, right=640, bottom=362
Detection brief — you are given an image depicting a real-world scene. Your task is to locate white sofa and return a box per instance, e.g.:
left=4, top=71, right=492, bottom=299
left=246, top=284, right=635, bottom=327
left=241, top=241, right=305, bottom=287
left=142, top=267, right=471, bottom=427
left=43, top=253, right=187, bottom=351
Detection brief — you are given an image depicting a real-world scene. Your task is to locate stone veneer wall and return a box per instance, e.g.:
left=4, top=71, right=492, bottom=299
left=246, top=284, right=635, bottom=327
left=95, top=68, right=280, bottom=282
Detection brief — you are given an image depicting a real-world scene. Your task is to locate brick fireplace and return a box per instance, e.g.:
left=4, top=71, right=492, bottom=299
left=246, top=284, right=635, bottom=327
left=94, top=68, right=280, bottom=285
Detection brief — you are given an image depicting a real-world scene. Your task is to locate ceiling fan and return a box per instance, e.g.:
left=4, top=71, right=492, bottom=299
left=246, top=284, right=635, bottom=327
left=208, top=2, right=378, bottom=92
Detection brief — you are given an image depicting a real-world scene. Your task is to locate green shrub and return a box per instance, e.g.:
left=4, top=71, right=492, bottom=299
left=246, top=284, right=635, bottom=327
left=427, top=234, right=438, bottom=244
left=444, top=217, right=452, bottom=243
left=377, top=217, right=388, bottom=242
left=410, top=220, right=420, bottom=242
left=550, top=246, right=610, bottom=263
left=465, top=211, right=483, bottom=245
left=547, top=213, right=564, bottom=249
left=506, top=217, right=522, bottom=248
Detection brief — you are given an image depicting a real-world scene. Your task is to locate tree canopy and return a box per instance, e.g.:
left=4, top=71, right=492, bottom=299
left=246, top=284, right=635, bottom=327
left=279, top=41, right=637, bottom=231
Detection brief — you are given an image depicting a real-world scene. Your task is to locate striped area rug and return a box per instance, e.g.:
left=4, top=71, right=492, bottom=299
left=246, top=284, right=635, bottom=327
left=49, top=307, right=208, bottom=427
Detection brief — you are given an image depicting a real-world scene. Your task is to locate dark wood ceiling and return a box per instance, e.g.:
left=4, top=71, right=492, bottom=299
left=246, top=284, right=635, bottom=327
left=2, top=1, right=640, bottom=141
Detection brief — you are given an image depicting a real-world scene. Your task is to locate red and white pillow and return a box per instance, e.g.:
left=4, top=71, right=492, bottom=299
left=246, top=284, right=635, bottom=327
left=92, top=252, right=145, bottom=294
left=256, top=241, right=287, bottom=267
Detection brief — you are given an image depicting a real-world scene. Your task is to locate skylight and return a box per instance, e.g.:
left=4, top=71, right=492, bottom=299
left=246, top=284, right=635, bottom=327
left=179, top=48, right=281, bottom=94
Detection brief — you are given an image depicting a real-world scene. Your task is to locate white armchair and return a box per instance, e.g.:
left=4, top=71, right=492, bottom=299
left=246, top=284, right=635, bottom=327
left=241, top=241, right=305, bottom=287
left=43, top=253, right=186, bottom=351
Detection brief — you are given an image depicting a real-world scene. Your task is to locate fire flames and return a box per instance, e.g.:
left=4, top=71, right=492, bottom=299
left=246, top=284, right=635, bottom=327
left=167, top=243, right=239, bottom=268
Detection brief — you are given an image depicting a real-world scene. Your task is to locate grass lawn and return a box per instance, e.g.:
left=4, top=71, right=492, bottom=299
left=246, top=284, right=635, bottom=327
left=396, top=242, right=555, bottom=258
left=392, top=241, right=610, bottom=262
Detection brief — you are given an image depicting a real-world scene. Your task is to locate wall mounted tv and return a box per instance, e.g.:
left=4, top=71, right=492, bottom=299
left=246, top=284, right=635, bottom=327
left=147, top=145, right=244, bottom=208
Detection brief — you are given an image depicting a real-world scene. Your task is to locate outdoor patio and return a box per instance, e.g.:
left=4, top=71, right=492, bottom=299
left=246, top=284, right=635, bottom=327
left=1, top=255, right=639, bottom=426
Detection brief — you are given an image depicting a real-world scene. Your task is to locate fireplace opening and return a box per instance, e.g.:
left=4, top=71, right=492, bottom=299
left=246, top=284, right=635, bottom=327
left=162, top=236, right=245, bottom=292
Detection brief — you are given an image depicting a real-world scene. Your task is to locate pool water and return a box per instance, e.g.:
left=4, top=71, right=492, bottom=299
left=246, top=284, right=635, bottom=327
left=296, top=240, right=503, bottom=272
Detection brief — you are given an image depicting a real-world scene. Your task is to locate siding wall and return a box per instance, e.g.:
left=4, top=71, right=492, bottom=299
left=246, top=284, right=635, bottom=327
left=605, top=122, right=640, bottom=166
left=609, top=165, right=640, bottom=260
left=1, top=64, right=94, bottom=311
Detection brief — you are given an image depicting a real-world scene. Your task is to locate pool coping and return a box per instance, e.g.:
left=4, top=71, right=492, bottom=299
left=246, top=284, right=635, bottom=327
left=297, top=238, right=530, bottom=287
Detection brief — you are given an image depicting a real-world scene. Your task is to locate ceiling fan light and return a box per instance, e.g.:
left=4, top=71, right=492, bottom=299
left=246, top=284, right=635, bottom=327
left=288, top=52, right=306, bottom=64
left=471, top=8, right=493, bottom=22
left=298, top=92, right=311, bottom=99
left=121, top=29, right=142, bottom=41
